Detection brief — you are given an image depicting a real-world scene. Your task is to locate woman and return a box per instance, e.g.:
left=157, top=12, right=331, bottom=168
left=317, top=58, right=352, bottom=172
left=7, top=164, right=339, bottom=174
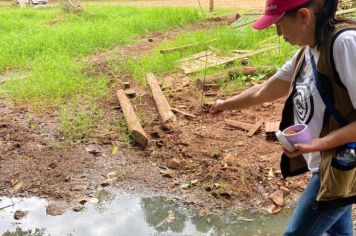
left=210, top=0, right=356, bottom=235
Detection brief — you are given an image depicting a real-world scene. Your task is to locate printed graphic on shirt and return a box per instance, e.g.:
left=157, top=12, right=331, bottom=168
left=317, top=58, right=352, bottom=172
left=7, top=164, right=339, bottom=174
left=293, top=58, right=314, bottom=124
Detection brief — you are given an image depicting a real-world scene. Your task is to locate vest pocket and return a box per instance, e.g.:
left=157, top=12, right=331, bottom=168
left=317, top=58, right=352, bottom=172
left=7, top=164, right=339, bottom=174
left=331, top=158, right=356, bottom=171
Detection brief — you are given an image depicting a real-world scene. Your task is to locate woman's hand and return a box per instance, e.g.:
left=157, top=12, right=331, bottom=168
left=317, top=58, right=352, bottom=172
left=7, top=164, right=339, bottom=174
left=283, top=138, right=328, bottom=158
left=210, top=99, right=225, bottom=116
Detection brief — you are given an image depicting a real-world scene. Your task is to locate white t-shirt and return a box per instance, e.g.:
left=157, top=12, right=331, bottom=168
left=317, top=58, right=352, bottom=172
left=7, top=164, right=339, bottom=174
left=275, top=30, right=356, bottom=172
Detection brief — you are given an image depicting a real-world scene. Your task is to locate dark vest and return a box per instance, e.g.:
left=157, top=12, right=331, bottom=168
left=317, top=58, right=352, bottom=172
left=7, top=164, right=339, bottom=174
left=279, top=23, right=356, bottom=209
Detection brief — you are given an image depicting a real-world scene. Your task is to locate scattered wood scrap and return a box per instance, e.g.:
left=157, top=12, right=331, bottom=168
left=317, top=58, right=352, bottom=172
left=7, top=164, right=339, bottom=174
left=181, top=45, right=278, bottom=74
left=160, top=39, right=218, bottom=54
left=116, top=89, right=148, bottom=147
left=146, top=73, right=177, bottom=129
left=247, top=120, right=264, bottom=137
left=265, top=121, right=280, bottom=141
left=124, top=88, right=136, bottom=98
left=225, top=119, right=264, bottom=137
left=225, top=119, right=254, bottom=132
left=172, top=108, right=196, bottom=119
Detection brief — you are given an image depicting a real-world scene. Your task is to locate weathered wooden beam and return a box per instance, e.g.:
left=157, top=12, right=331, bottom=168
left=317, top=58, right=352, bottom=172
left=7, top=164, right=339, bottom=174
left=116, top=89, right=148, bottom=147
left=247, top=120, right=264, bottom=137
left=225, top=119, right=254, bottom=131
left=184, top=45, right=278, bottom=74
left=146, top=73, right=176, bottom=128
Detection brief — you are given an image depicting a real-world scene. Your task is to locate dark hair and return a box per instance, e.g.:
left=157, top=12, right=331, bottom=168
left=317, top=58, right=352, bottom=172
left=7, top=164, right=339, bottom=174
left=285, top=0, right=355, bottom=49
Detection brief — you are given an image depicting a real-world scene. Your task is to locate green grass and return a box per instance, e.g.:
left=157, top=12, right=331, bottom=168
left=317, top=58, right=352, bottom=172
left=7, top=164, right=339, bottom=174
left=110, top=24, right=297, bottom=88
left=0, top=6, right=202, bottom=140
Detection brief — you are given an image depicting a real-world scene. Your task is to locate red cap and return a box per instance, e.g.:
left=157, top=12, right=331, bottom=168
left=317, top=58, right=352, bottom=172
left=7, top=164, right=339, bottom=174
left=252, top=0, right=311, bottom=30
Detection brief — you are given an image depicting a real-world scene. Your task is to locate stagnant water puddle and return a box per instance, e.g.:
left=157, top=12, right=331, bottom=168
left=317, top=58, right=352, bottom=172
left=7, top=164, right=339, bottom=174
left=0, top=189, right=291, bottom=236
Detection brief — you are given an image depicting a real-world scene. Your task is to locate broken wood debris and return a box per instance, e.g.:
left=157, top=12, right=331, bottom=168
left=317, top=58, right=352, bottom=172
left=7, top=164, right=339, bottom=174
left=122, top=82, right=131, bottom=89
left=247, top=120, right=264, bottom=137
left=160, top=39, right=218, bottom=54
left=225, top=119, right=254, bottom=132
left=146, top=73, right=177, bottom=129
left=171, top=107, right=196, bottom=119
left=265, top=121, right=281, bottom=141
left=116, top=89, right=149, bottom=147
left=196, top=72, right=225, bottom=88
left=124, top=88, right=136, bottom=98
left=181, top=45, right=279, bottom=75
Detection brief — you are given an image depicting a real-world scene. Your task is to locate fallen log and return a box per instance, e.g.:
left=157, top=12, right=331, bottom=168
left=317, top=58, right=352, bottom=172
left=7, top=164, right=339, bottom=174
left=116, top=89, right=149, bottom=147
left=146, top=73, right=177, bottom=128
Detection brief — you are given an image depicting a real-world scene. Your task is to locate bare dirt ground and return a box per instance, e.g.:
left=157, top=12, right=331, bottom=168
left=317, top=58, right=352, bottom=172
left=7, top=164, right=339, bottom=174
left=0, top=19, right=311, bottom=216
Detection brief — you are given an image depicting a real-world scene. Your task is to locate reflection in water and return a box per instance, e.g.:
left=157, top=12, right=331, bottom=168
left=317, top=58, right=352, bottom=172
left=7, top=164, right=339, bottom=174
left=0, top=191, right=290, bottom=236
left=2, top=227, right=45, bottom=236
left=141, top=197, right=186, bottom=233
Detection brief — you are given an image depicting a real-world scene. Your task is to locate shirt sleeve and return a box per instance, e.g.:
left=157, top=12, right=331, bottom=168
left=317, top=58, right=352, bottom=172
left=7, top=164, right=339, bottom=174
left=274, top=50, right=300, bottom=82
left=333, top=30, right=356, bottom=109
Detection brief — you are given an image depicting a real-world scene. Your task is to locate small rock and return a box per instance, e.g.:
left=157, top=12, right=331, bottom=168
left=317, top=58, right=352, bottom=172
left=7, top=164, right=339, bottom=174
left=160, top=169, right=176, bottom=178
left=79, top=198, right=88, bottom=205
left=223, top=153, right=237, bottom=166
left=46, top=203, right=66, bottom=216
left=148, top=38, right=154, bottom=42
left=14, top=210, right=28, bottom=220
left=280, top=186, right=290, bottom=196
left=73, top=206, right=85, bottom=212
left=236, top=141, right=244, bottom=146
left=269, top=190, right=284, bottom=207
left=266, top=204, right=282, bottom=214
left=167, top=158, right=181, bottom=169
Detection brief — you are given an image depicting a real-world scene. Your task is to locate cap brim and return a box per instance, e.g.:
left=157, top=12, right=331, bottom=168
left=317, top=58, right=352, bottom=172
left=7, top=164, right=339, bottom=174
left=252, top=14, right=284, bottom=30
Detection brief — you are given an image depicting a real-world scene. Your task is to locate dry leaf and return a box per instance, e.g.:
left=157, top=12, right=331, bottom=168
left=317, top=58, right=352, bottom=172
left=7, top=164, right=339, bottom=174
left=111, top=145, right=119, bottom=155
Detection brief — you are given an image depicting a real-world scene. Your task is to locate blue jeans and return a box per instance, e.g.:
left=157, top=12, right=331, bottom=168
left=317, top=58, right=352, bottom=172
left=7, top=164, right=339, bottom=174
left=284, top=173, right=353, bottom=236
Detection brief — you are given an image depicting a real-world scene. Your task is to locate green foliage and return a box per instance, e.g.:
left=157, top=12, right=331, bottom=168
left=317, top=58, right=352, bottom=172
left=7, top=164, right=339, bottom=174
left=0, top=6, right=202, bottom=140
left=112, top=24, right=297, bottom=86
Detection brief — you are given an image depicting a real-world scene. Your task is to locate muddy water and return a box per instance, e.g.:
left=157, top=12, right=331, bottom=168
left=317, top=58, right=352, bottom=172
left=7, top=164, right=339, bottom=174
left=0, top=189, right=291, bottom=236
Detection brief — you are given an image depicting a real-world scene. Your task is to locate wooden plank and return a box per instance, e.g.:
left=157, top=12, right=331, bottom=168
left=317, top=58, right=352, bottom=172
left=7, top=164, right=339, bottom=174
left=183, top=45, right=278, bottom=74
left=225, top=119, right=254, bottom=131
left=247, top=120, right=264, bottom=137
left=146, top=73, right=176, bottom=129
left=116, top=89, right=148, bottom=147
